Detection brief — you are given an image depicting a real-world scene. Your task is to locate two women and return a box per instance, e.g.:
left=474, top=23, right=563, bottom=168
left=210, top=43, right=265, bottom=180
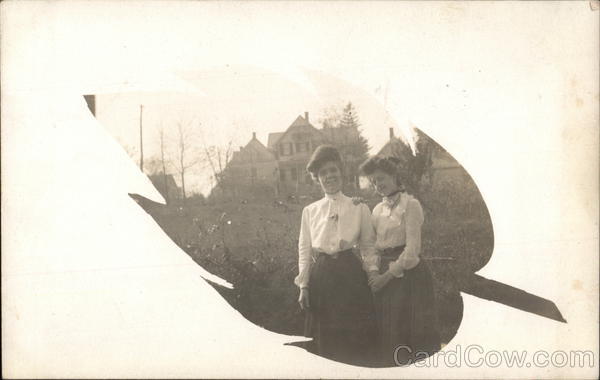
left=295, top=145, right=440, bottom=367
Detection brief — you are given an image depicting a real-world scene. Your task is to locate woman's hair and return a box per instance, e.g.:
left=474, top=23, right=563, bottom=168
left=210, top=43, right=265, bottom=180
left=359, top=155, right=403, bottom=186
left=306, top=145, right=344, bottom=178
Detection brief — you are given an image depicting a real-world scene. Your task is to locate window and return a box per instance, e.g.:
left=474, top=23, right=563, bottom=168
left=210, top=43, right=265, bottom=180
left=295, top=142, right=310, bottom=153
left=280, top=169, right=286, bottom=181
left=251, top=167, right=257, bottom=178
left=305, top=174, right=312, bottom=184
left=280, top=143, right=293, bottom=156
left=291, top=168, right=297, bottom=181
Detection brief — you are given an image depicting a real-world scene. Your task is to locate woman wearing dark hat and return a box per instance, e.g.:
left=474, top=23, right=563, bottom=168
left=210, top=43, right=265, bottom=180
left=295, top=145, right=378, bottom=366
left=359, top=155, right=441, bottom=366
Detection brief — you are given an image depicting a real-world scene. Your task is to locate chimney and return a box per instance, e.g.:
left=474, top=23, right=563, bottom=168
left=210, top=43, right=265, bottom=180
left=304, top=112, right=309, bottom=124
left=252, top=132, right=256, bottom=140
left=389, top=128, right=394, bottom=140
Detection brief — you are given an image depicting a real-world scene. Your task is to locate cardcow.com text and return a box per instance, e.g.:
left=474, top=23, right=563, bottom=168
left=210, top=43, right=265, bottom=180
left=395, top=345, right=596, bottom=368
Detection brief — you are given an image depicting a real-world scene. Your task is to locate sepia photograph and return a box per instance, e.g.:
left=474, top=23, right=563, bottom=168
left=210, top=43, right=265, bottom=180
left=2, top=1, right=598, bottom=378
left=86, top=69, right=495, bottom=367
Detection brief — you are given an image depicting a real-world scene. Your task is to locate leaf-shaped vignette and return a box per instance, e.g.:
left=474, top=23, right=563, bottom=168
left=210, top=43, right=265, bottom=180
left=88, top=84, right=564, bottom=368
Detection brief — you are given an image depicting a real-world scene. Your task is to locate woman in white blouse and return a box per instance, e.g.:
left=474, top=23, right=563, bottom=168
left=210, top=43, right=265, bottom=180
left=295, top=145, right=378, bottom=366
left=359, top=155, right=441, bottom=366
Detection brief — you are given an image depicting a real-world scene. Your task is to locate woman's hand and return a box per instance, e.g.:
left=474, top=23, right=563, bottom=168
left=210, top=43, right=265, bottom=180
left=367, top=270, right=379, bottom=284
left=298, top=288, right=310, bottom=310
left=369, top=271, right=394, bottom=293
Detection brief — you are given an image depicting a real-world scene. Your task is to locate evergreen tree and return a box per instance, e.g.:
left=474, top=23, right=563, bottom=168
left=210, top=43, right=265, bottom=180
left=320, top=102, right=370, bottom=189
left=338, top=102, right=369, bottom=165
left=339, top=102, right=360, bottom=129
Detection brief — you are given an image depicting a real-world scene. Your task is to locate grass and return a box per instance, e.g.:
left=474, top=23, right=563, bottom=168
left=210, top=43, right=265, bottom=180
left=134, top=173, right=493, bottom=345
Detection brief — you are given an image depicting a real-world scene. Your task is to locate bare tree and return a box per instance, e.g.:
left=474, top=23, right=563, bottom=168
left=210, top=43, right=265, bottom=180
left=157, top=124, right=170, bottom=203
left=318, top=105, right=342, bottom=129
left=201, top=140, right=234, bottom=196
left=172, top=120, right=200, bottom=202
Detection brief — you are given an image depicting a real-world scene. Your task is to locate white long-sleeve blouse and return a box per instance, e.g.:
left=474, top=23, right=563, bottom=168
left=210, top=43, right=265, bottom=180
left=371, top=192, right=424, bottom=278
left=294, top=191, right=378, bottom=288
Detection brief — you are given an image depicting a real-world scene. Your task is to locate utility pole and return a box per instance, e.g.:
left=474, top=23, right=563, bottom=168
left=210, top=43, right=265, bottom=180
left=139, top=105, right=144, bottom=172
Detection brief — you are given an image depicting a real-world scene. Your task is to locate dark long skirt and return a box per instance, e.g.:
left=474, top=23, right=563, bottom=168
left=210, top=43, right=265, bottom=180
left=375, top=247, right=441, bottom=366
left=304, top=250, right=378, bottom=367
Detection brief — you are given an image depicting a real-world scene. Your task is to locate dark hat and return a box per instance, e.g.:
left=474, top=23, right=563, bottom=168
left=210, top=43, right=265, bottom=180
left=359, top=155, right=401, bottom=176
left=306, top=145, right=342, bottom=175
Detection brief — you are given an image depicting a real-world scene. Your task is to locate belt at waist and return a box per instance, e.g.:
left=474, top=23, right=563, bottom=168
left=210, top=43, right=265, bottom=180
left=316, top=248, right=354, bottom=260
left=380, top=245, right=406, bottom=260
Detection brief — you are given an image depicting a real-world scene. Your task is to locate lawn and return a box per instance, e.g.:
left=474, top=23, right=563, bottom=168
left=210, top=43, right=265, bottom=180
left=132, top=173, right=493, bottom=345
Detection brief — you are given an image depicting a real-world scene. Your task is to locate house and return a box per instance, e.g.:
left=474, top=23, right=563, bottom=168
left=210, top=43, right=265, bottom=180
left=377, top=127, right=467, bottom=189
left=267, top=112, right=326, bottom=195
left=224, top=112, right=364, bottom=197
left=226, top=132, right=279, bottom=195
left=148, top=173, right=181, bottom=204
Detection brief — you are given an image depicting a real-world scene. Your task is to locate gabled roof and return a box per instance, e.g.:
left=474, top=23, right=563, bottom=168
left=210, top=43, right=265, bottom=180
left=378, top=131, right=461, bottom=170
left=267, top=132, right=285, bottom=149
left=289, top=115, right=310, bottom=128
left=377, top=136, right=413, bottom=158
left=231, top=135, right=276, bottom=163
left=268, top=115, right=323, bottom=149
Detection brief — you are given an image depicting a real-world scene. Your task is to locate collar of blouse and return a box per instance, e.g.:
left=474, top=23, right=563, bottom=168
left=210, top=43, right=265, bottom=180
left=382, top=190, right=403, bottom=209
left=324, top=191, right=343, bottom=202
